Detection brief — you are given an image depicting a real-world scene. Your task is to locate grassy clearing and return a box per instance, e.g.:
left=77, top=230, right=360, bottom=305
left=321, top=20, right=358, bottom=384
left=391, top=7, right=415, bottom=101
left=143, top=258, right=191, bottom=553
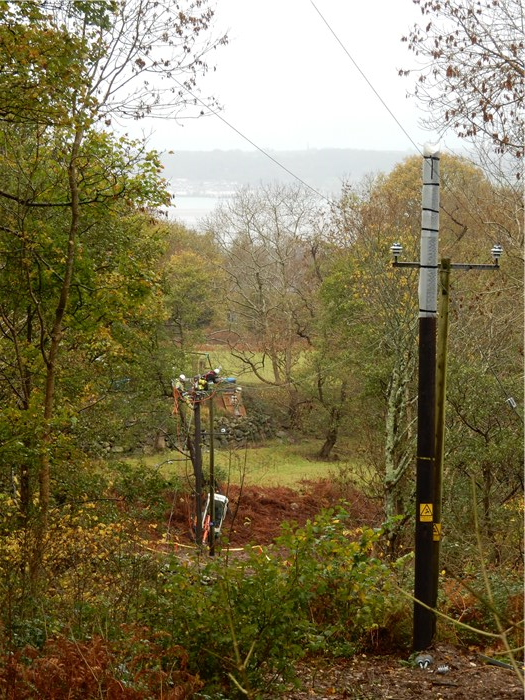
left=128, top=439, right=362, bottom=489
left=213, top=439, right=333, bottom=488
left=195, top=348, right=308, bottom=386
left=137, top=347, right=363, bottom=489
left=185, top=349, right=267, bottom=383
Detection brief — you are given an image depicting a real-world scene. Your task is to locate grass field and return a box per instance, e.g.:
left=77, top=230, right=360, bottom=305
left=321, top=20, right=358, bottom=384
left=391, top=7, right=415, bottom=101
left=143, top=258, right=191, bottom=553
left=138, top=347, right=362, bottom=489
left=188, top=348, right=306, bottom=386
left=130, top=438, right=356, bottom=489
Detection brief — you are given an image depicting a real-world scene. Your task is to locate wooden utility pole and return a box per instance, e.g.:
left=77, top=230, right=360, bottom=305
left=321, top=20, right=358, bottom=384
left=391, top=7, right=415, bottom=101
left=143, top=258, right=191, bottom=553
left=194, top=401, right=204, bottom=544
left=209, top=394, right=216, bottom=556
left=431, top=253, right=500, bottom=608
left=432, top=259, right=451, bottom=609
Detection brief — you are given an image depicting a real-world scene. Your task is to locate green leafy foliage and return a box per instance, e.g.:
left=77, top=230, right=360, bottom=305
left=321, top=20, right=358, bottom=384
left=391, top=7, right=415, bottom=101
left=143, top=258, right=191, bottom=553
left=0, top=485, right=409, bottom=698
left=275, top=508, right=406, bottom=655
left=112, top=460, right=181, bottom=521
left=0, top=127, right=174, bottom=515
left=146, top=507, right=408, bottom=696
left=0, top=7, right=88, bottom=126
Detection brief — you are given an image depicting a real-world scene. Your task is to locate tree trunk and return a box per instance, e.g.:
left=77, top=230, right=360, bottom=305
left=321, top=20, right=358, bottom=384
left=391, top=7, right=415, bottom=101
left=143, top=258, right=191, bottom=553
left=317, top=413, right=339, bottom=460
left=317, top=380, right=348, bottom=460
left=19, top=306, right=33, bottom=520
left=154, top=432, right=166, bottom=451
left=32, top=126, right=83, bottom=579
left=383, top=361, right=413, bottom=521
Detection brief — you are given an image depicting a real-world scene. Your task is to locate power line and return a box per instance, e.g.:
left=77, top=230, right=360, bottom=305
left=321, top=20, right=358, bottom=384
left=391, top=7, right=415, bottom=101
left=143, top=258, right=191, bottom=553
left=309, top=0, right=423, bottom=156
left=308, top=0, right=504, bottom=233
left=308, top=2, right=484, bottom=233
left=169, top=5, right=422, bottom=205
left=307, top=3, right=489, bottom=241
left=309, top=3, right=512, bottom=247
left=171, top=79, right=334, bottom=206
left=477, top=347, right=523, bottom=422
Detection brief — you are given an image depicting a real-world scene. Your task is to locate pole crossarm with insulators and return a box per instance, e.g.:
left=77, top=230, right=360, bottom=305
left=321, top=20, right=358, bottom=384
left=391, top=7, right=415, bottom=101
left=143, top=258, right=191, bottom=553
left=390, top=244, right=502, bottom=272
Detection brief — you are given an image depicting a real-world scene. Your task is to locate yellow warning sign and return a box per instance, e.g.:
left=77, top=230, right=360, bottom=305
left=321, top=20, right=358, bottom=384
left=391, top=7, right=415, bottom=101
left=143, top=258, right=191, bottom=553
left=419, top=503, right=433, bottom=522
left=433, top=522, right=441, bottom=541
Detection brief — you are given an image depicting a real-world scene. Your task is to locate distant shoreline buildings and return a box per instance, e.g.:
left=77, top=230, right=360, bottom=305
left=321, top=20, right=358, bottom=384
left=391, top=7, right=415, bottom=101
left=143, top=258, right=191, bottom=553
left=170, top=178, right=238, bottom=199
left=161, top=148, right=414, bottom=199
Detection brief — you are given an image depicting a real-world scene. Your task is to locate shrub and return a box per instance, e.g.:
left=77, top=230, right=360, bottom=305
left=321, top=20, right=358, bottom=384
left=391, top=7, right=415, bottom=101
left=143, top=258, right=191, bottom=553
left=145, top=507, right=404, bottom=696
left=0, top=630, right=201, bottom=699
left=111, top=460, right=182, bottom=521
left=0, top=488, right=406, bottom=699
left=275, top=507, right=401, bottom=655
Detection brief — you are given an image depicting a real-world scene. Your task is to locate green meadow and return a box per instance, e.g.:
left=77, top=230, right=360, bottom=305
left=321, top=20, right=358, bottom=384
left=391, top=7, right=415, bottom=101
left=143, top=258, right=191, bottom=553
left=148, top=348, right=366, bottom=488
left=133, top=439, right=335, bottom=488
left=186, top=348, right=306, bottom=386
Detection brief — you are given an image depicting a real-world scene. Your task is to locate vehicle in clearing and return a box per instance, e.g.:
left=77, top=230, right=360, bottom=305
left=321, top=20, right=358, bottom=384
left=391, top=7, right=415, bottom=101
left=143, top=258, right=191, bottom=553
left=202, top=493, right=229, bottom=542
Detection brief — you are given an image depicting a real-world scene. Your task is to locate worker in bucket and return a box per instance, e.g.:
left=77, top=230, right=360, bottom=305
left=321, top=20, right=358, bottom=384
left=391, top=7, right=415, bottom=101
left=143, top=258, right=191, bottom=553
left=194, top=374, right=207, bottom=392
left=172, top=374, right=189, bottom=411
left=203, top=367, right=221, bottom=388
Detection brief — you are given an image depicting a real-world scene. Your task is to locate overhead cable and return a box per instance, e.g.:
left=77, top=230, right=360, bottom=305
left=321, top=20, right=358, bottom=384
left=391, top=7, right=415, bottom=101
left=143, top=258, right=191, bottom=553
left=309, top=0, right=423, bottom=156
left=171, top=78, right=333, bottom=205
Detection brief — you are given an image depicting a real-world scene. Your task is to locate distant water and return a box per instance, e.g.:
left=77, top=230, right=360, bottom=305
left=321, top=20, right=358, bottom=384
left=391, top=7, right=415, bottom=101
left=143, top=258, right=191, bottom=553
left=167, top=196, right=231, bottom=228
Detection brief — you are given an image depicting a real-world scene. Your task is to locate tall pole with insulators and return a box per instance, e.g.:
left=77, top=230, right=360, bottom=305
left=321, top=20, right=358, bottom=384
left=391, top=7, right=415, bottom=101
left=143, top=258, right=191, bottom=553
left=413, top=144, right=440, bottom=650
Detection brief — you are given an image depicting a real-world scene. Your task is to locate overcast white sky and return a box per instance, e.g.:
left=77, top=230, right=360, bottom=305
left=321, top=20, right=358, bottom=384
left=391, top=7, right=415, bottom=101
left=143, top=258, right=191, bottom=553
left=128, top=0, right=458, bottom=154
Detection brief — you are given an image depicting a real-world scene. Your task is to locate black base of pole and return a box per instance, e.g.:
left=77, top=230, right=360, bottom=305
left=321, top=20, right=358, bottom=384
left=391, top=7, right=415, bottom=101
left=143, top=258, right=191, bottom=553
left=413, top=316, right=437, bottom=650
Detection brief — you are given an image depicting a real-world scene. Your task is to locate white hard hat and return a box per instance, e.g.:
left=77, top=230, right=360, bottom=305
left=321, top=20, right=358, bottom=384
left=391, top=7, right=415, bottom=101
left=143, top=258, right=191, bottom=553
left=214, top=368, right=220, bottom=374
left=179, top=374, right=186, bottom=381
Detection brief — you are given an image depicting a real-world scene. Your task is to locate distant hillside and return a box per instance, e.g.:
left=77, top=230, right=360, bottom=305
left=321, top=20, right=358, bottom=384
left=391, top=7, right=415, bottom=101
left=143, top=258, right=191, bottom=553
left=160, top=148, right=413, bottom=196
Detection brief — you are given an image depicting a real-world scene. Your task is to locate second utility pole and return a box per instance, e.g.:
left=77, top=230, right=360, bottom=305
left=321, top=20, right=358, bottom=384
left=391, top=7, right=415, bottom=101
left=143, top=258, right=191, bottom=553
left=432, top=258, right=451, bottom=611
left=208, top=393, right=216, bottom=556
left=194, top=400, right=204, bottom=545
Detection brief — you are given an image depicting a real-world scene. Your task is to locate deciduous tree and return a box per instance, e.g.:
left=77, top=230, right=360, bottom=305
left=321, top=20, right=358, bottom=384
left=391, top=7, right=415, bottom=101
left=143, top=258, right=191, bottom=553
left=0, top=0, right=227, bottom=562
left=402, top=0, right=524, bottom=160
left=205, top=183, right=329, bottom=427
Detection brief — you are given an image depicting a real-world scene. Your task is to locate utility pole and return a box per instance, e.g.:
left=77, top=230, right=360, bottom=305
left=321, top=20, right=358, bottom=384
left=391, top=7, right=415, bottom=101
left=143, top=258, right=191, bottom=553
left=174, top=366, right=240, bottom=550
left=431, top=251, right=502, bottom=607
left=391, top=164, right=503, bottom=651
left=413, top=145, right=440, bottom=650
left=391, top=146, right=440, bottom=648
left=432, top=258, right=451, bottom=610
left=193, top=400, right=204, bottom=545
left=209, top=393, right=216, bottom=556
